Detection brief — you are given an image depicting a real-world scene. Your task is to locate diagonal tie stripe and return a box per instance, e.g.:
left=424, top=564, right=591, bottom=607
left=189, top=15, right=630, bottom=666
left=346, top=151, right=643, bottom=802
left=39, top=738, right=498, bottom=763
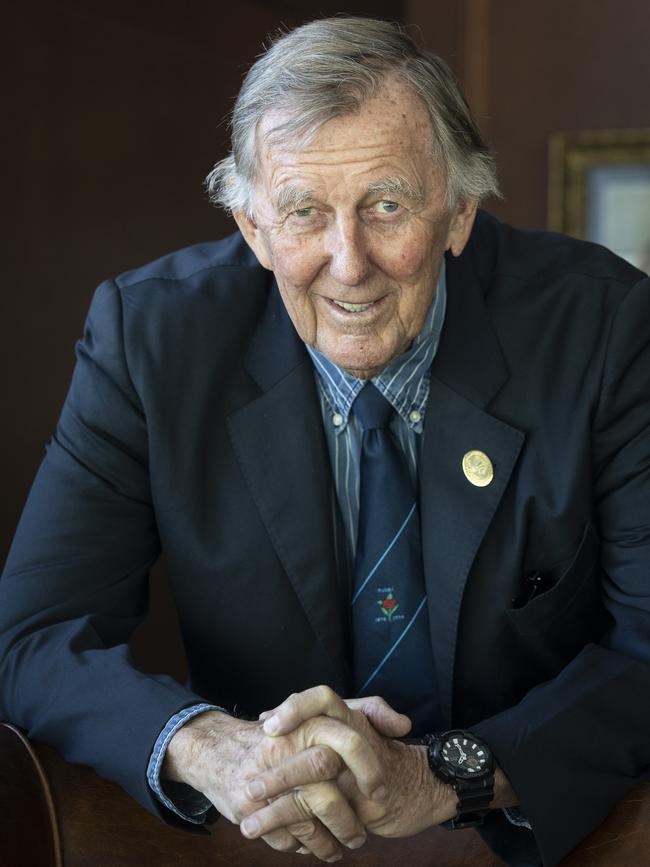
left=357, top=596, right=428, bottom=693
left=351, top=502, right=417, bottom=604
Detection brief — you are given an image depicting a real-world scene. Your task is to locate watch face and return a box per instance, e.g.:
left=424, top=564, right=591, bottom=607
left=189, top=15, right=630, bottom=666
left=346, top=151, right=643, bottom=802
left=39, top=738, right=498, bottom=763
left=441, top=734, right=490, bottom=779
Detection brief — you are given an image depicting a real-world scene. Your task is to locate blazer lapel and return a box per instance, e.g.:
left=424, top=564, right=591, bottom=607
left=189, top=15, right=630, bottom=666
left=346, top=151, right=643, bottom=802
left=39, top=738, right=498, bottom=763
left=227, top=284, right=349, bottom=690
left=421, top=248, right=525, bottom=724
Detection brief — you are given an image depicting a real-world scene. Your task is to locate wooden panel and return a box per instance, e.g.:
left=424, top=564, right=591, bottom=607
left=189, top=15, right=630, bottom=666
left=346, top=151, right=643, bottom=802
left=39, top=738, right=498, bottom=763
left=405, top=0, right=650, bottom=229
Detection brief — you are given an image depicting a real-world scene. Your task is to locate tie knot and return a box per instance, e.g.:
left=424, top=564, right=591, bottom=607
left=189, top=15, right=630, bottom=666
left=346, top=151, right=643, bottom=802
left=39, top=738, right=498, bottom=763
left=352, top=383, right=394, bottom=430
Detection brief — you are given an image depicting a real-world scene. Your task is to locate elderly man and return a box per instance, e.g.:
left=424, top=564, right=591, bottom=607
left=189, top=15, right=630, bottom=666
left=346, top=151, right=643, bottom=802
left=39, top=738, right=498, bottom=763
left=1, top=17, right=649, bottom=867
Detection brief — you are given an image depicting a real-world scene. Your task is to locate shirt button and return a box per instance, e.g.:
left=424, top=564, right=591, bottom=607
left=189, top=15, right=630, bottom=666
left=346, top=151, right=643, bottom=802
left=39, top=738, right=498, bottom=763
left=332, top=413, right=344, bottom=427
left=409, top=409, right=422, bottom=424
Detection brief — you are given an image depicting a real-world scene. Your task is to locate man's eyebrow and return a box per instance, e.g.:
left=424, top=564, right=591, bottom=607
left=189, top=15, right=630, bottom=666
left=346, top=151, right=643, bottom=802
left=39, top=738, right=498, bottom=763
left=274, top=186, right=316, bottom=215
left=366, top=176, right=425, bottom=205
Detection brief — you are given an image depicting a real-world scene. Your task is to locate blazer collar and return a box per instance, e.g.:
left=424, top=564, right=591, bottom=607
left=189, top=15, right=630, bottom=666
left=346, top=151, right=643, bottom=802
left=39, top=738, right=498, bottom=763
left=433, top=234, right=508, bottom=408
left=244, top=278, right=308, bottom=391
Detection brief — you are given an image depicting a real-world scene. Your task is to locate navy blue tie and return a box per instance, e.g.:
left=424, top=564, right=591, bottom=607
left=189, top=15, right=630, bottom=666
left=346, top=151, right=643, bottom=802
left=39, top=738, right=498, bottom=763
left=351, top=383, right=438, bottom=733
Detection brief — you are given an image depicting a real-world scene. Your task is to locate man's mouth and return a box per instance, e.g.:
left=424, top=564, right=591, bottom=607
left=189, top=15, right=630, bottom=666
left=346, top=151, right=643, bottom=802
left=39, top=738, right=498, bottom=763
left=333, top=300, right=374, bottom=312
left=327, top=296, right=384, bottom=314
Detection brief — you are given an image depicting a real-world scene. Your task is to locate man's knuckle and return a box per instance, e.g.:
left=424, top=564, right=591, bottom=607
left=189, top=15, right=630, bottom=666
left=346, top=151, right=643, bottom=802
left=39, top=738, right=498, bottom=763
left=288, top=819, right=318, bottom=840
left=265, top=738, right=287, bottom=766
left=316, top=683, right=336, bottom=704
left=311, top=791, right=339, bottom=820
left=310, top=745, right=338, bottom=778
left=347, top=730, right=365, bottom=753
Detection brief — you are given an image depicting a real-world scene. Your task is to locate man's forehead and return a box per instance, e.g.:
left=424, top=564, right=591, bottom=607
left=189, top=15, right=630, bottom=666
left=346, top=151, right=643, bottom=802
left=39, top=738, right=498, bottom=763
left=256, top=78, right=434, bottom=163
left=257, top=113, right=435, bottom=204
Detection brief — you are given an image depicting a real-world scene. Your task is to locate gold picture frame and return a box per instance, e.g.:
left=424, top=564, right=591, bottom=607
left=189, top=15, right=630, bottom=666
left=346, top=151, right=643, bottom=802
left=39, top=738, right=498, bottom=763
left=548, top=128, right=650, bottom=271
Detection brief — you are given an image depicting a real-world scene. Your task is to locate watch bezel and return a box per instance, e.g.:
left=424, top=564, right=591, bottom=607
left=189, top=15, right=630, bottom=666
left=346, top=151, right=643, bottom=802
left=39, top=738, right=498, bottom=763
left=438, top=731, right=494, bottom=780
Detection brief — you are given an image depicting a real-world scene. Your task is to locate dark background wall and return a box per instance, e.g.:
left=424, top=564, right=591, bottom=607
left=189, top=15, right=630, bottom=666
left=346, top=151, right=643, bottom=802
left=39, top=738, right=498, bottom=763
left=3, top=0, right=649, bottom=676
left=407, top=0, right=650, bottom=229
left=2, top=0, right=404, bottom=677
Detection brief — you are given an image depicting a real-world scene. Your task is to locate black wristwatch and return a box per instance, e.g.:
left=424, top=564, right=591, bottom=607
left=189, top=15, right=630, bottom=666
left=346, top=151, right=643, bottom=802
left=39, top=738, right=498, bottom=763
left=423, top=730, right=495, bottom=829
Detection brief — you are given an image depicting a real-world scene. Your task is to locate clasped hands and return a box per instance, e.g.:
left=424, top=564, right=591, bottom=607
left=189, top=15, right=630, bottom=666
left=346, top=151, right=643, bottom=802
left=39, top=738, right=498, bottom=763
left=163, top=686, right=459, bottom=862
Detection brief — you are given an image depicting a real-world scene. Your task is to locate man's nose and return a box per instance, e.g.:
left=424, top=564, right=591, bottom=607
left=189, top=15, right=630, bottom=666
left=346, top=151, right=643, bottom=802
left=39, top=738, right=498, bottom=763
left=327, top=218, right=371, bottom=286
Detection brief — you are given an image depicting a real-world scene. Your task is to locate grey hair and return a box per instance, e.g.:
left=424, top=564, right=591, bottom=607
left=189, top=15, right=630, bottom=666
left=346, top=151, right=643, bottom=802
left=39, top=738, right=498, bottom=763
left=205, top=17, right=500, bottom=215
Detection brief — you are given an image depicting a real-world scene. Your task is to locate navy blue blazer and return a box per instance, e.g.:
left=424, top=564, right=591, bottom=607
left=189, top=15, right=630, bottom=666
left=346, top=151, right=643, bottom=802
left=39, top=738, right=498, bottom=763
left=1, top=211, right=649, bottom=866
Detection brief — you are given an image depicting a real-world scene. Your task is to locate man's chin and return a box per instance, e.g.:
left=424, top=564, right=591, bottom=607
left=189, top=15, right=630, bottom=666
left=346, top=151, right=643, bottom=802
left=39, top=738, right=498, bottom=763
left=321, top=349, right=394, bottom=380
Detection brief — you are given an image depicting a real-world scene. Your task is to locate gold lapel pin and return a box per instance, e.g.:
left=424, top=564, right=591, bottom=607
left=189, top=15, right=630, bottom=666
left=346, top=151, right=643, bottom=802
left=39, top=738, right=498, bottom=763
left=462, top=450, right=494, bottom=487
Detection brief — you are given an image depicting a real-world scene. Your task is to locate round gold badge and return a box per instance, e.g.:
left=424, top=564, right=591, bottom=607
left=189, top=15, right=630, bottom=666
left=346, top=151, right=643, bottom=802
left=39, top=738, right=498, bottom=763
left=462, top=450, right=494, bottom=487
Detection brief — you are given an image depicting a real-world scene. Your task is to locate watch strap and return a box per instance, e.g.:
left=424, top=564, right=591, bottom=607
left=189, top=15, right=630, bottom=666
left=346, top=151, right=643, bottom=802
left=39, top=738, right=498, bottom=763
left=451, top=775, right=494, bottom=828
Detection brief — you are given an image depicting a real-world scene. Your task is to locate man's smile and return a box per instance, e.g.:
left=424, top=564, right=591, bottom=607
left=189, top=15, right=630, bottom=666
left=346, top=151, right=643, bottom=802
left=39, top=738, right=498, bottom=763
left=324, top=295, right=388, bottom=317
left=331, top=300, right=375, bottom=313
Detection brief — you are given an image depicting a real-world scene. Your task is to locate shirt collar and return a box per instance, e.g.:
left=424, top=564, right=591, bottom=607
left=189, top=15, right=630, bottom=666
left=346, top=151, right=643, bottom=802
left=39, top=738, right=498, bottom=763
left=307, top=260, right=447, bottom=434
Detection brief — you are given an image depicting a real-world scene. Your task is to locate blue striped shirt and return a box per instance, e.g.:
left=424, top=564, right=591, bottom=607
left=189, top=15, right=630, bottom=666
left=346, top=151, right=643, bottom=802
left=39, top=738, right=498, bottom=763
left=307, top=260, right=447, bottom=564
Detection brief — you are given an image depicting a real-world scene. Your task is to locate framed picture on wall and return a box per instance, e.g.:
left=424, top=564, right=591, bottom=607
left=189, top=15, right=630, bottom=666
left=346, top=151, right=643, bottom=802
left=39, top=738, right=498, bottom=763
left=548, top=129, right=650, bottom=273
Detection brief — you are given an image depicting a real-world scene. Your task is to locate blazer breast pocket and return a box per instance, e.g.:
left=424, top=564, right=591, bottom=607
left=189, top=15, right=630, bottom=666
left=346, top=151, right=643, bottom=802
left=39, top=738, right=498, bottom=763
left=506, top=522, right=603, bottom=638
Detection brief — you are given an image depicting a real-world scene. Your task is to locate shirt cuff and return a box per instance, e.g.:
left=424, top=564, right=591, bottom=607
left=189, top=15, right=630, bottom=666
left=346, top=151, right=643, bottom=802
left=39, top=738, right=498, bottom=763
left=147, top=702, right=222, bottom=823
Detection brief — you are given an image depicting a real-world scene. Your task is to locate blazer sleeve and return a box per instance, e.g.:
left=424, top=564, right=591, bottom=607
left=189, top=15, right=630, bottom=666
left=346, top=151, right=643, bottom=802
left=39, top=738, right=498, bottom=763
left=473, top=275, right=650, bottom=866
left=0, top=279, right=205, bottom=824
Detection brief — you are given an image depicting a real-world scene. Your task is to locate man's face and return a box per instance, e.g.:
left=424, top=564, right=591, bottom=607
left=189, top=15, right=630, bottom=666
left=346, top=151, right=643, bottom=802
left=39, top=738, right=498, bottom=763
left=235, top=77, right=477, bottom=378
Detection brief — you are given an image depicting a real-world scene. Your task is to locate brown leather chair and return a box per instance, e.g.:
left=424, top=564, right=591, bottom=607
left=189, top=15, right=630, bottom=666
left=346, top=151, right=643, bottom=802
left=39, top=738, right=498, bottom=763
left=0, top=722, right=648, bottom=866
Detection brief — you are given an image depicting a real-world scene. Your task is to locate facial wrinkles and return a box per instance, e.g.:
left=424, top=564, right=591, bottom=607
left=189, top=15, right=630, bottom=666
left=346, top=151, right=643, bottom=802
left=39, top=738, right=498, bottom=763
left=268, top=147, right=427, bottom=211
left=257, top=163, right=445, bottom=308
left=258, top=157, right=437, bottom=290
left=243, top=81, right=460, bottom=377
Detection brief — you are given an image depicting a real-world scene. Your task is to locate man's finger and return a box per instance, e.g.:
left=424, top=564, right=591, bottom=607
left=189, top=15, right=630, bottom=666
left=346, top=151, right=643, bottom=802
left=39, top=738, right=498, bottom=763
left=242, top=783, right=366, bottom=858
left=244, top=792, right=344, bottom=863
left=345, top=696, right=412, bottom=738
left=261, top=822, right=341, bottom=862
left=259, top=828, right=302, bottom=853
left=261, top=686, right=411, bottom=740
left=285, top=817, right=343, bottom=863
left=282, top=715, right=386, bottom=799
left=247, top=744, right=343, bottom=801
left=262, top=685, right=351, bottom=735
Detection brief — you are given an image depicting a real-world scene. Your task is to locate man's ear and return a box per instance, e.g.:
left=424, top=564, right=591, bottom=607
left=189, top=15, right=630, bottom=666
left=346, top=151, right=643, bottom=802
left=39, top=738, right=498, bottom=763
left=446, top=198, right=479, bottom=258
left=233, top=210, right=273, bottom=270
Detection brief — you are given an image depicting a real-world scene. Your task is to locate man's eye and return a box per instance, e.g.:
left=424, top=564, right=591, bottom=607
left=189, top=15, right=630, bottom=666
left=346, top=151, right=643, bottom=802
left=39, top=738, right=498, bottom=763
left=293, top=207, right=314, bottom=218
left=377, top=200, right=400, bottom=214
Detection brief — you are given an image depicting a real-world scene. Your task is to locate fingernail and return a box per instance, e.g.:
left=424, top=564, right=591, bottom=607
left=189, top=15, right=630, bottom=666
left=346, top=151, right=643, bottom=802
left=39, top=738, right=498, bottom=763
left=241, top=816, right=260, bottom=838
left=371, top=785, right=387, bottom=800
left=246, top=779, right=266, bottom=799
left=297, top=848, right=310, bottom=855
left=348, top=836, right=366, bottom=849
left=263, top=715, right=280, bottom=734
